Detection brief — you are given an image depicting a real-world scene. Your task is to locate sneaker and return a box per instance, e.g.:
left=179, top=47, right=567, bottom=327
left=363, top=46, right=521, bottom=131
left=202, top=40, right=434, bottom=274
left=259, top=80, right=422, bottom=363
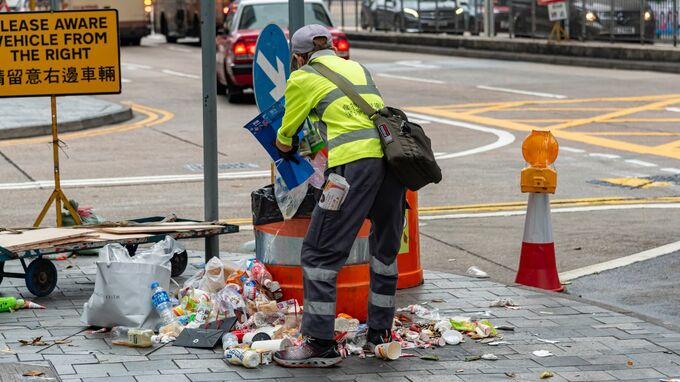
left=365, top=328, right=391, bottom=352
left=273, top=337, right=342, bottom=368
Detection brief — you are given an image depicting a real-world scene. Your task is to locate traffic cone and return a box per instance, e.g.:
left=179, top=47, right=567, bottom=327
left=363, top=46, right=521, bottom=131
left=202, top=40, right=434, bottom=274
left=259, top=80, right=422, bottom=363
left=515, top=193, right=563, bottom=292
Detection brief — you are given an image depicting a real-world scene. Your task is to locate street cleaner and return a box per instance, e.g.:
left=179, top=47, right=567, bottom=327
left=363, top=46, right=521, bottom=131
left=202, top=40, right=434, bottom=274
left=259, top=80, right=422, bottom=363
left=272, top=24, right=406, bottom=368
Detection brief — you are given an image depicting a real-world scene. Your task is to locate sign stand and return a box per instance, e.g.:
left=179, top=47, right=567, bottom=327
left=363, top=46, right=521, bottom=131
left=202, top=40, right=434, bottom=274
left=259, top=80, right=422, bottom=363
left=548, top=21, right=566, bottom=43
left=33, top=96, right=82, bottom=227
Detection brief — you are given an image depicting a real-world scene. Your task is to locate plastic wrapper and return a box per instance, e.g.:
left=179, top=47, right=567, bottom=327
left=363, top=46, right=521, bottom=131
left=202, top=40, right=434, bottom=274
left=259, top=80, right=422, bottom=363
left=98, top=243, right=171, bottom=269
left=213, top=285, right=247, bottom=317
left=274, top=168, right=309, bottom=220
left=307, top=153, right=328, bottom=189
left=199, top=257, right=227, bottom=293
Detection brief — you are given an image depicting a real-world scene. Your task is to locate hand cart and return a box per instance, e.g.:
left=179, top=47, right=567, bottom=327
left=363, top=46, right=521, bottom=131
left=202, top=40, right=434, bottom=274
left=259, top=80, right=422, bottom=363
left=0, top=217, right=239, bottom=297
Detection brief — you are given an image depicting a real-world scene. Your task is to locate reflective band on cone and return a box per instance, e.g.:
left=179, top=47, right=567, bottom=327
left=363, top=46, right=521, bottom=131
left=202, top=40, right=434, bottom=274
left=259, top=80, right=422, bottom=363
left=515, top=193, right=563, bottom=292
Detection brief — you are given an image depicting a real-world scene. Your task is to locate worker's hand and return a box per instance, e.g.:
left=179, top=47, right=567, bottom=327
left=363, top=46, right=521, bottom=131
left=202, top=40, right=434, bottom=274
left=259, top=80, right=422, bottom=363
left=275, top=135, right=300, bottom=164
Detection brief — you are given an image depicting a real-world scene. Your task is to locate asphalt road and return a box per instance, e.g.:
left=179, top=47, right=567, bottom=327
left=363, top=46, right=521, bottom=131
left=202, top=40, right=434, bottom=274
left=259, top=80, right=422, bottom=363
left=0, top=36, right=678, bottom=321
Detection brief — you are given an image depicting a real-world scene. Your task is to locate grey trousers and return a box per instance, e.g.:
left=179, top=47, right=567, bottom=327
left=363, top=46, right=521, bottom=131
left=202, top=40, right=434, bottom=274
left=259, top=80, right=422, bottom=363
left=301, top=157, right=406, bottom=340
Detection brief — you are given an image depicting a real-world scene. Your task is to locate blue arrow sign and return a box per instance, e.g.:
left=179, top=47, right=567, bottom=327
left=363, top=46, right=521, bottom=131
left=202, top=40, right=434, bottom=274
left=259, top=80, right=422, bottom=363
left=253, top=24, right=291, bottom=112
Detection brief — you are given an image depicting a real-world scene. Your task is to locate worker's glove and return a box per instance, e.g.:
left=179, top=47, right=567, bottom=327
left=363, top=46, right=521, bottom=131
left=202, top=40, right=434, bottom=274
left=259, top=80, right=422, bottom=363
left=275, top=135, right=300, bottom=164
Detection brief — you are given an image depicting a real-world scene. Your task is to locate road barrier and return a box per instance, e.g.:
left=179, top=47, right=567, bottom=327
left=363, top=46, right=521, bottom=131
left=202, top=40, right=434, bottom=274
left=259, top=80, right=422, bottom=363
left=397, top=190, right=423, bottom=289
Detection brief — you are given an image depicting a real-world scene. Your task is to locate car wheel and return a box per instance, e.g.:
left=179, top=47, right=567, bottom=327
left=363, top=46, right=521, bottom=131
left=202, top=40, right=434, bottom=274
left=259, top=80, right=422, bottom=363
left=217, top=78, right=227, bottom=95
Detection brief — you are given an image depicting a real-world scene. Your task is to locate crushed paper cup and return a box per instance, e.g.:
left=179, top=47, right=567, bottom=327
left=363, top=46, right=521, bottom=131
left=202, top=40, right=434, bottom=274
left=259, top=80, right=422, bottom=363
left=533, top=350, right=554, bottom=357
left=442, top=330, right=463, bottom=345
left=374, top=342, right=401, bottom=361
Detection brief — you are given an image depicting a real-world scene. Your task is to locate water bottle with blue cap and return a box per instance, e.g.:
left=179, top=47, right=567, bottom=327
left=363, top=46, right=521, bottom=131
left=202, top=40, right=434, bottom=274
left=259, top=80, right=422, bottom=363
left=150, top=281, right=176, bottom=326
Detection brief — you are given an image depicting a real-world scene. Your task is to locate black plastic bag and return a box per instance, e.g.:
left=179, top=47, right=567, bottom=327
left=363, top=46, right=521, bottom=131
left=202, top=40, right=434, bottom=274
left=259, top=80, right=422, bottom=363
left=251, top=184, right=320, bottom=226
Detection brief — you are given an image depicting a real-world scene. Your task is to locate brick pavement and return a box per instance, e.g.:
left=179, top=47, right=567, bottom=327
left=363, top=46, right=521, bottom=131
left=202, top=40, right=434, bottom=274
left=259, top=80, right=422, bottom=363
left=1, top=253, right=680, bottom=382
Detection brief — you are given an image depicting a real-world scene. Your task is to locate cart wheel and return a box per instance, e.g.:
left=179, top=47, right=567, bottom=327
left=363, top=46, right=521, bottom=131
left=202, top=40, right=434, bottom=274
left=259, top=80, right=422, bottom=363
left=0, top=261, right=4, bottom=286
left=170, top=250, right=188, bottom=277
left=25, top=258, right=58, bottom=297
left=125, top=244, right=138, bottom=256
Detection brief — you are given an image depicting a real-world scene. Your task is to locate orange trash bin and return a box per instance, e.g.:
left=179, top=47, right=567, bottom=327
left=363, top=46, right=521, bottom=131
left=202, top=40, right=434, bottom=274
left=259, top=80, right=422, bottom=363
left=254, top=218, right=371, bottom=321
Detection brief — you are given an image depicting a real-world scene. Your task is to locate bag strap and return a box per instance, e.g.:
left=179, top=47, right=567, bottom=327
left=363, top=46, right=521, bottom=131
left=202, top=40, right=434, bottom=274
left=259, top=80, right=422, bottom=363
left=309, top=62, right=379, bottom=119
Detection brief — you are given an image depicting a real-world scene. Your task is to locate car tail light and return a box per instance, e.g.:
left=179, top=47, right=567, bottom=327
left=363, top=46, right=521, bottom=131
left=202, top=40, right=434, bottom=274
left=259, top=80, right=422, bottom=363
left=334, top=37, right=350, bottom=59
left=233, top=39, right=257, bottom=61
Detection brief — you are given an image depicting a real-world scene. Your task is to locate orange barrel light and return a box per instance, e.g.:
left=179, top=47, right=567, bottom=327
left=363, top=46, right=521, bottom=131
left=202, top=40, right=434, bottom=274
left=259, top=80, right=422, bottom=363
left=521, top=130, right=559, bottom=194
left=255, top=218, right=371, bottom=321
left=396, top=190, right=423, bottom=289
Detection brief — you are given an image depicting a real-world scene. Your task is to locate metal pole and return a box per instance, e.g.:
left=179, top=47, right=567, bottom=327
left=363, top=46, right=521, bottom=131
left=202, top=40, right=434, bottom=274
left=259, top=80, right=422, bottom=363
left=565, top=0, right=571, bottom=39
left=51, top=97, right=62, bottom=227
left=674, top=0, right=678, bottom=47
left=289, top=0, right=305, bottom=39
left=355, top=0, right=358, bottom=30
left=609, top=0, right=614, bottom=42
left=50, top=0, right=59, bottom=10
left=509, top=0, right=514, bottom=38
left=435, top=0, right=439, bottom=33
left=418, top=0, right=422, bottom=32
left=341, top=0, right=345, bottom=29
left=201, top=0, right=219, bottom=261
left=531, top=0, right=536, bottom=37
left=399, top=0, right=403, bottom=31
left=581, top=0, right=586, bottom=40
left=484, top=0, right=494, bottom=36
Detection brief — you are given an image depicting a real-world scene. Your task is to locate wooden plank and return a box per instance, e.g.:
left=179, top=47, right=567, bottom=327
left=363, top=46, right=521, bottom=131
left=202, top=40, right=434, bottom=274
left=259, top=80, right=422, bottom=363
left=0, top=228, right=95, bottom=251
left=98, top=225, right=222, bottom=234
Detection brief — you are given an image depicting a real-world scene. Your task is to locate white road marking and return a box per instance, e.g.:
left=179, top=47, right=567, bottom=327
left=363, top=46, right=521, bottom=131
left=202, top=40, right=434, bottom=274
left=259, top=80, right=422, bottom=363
left=0, top=170, right=271, bottom=191
left=376, top=73, right=445, bottom=84
left=167, top=46, right=193, bottom=53
left=560, top=240, right=680, bottom=282
left=394, top=60, right=440, bottom=69
left=624, top=159, right=658, bottom=167
left=162, top=69, right=200, bottom=80
left=666, top=107, right=680, bottom=113
left=418, top=203, right=680, bottom=221
left=407, top=118, right=431, bottom=124
left=661, top=167, right=680, bottom=174
left=122, top=62, right=152, bottom=70
left=406, top=112, right=515, bottom=160
left=560, top=146, right=586, bottom=153
left=588, top=153, right=621, bottom=159
left=477, top=85, right=568, bottom=99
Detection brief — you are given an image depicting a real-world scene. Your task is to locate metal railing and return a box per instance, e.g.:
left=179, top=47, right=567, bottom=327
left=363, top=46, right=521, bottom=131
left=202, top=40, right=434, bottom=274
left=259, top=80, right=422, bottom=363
left=326, top=0, right=679, bottom=46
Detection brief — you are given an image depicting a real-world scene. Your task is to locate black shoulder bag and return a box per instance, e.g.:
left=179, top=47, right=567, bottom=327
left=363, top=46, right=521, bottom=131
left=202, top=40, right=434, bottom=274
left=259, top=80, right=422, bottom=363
left=310, top=62, right=442, bottom=191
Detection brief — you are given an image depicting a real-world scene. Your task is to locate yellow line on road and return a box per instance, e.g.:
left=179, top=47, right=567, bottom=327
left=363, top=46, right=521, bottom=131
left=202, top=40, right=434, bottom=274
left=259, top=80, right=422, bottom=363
left=588, top=131, right=680, bottom=136
left=0, top=102, right=174, bottom=147
left=222, top=196, right=680, bottom=225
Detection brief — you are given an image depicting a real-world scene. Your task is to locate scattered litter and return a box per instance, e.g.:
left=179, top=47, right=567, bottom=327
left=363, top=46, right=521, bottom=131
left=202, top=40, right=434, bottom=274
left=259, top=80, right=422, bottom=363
left=430, top=298, right=445, bottom=303
left=54, top=339, right=72, bottom=345
left=505, top=372, right=516, bottom=378
left=456, top=369, right=464, bottom=373
left=420, top=354, right=439, bottom=361
left=540, top=371, right=554, bottom=379
left=466, top=266, right=489, bottom=278
left=533, top=350, right=554, bottom=357
left=0, top=297, right=45, bottom=312
left=660, top=379, right=680, bottom=382
left=1, top=346, right=15, bottom=354
left=481, top=353, right=498, bottom=361
left=536, top=338, right=560, bottom=344
left=442, top=330, right=463, bottom=345
left=19, top=337, right=48, bottom=346
left=489, top=298, right=517, bottom=308
left=488, top=341, right=510, bottom=346
left=400, top=353, right=418, bottom=358
left=627, top=360, right=634, bottom=367
left=494, top=325, right=515, bottom=331
left=465, top=355, right=482, bottom=362
left=539, top=311, right=554, bottom=315
left=447, top=258, right=455, bottom=262
left=22, top=370, right=45, bottom=377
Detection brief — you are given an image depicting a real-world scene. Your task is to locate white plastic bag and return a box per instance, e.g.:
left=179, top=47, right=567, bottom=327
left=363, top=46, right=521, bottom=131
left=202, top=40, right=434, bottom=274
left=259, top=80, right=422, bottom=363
left=199, top=257, right=226, bottom=293
left=274, top=168, right=309, bottom=220
left=82, top=244, right=171, bottom=329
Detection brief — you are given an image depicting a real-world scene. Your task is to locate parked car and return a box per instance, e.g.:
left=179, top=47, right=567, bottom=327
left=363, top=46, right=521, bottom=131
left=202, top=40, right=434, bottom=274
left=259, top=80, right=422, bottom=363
left=511, top=0, right=655, bottom=42
left=361, top=0, right=476, bottom=34
left=215, top=0, right=350, bottom=103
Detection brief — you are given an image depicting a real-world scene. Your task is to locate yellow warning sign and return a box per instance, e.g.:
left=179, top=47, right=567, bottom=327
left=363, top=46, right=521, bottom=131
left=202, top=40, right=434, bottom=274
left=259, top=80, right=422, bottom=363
left=0, top=9, right=120, bottom=97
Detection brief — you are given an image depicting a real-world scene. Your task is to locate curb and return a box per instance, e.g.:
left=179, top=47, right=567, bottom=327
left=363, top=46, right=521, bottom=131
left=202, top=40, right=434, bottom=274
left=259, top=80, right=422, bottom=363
left=0, top=105, right=134, bottom=141
left=347, top=32, right=680, bottom=74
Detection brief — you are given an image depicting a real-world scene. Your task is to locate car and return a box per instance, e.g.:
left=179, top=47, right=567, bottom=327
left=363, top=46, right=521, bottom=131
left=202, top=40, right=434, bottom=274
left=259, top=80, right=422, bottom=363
left=511, top=0, right=655, bottom=42
left=216, top=0, right=350, bottom=103
left=361, top=0, right=476, bottom=34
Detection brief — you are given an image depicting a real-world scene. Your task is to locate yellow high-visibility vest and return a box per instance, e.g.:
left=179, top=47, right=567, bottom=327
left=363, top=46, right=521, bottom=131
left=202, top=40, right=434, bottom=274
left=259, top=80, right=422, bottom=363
left=277, top=50, right=384, bottom=168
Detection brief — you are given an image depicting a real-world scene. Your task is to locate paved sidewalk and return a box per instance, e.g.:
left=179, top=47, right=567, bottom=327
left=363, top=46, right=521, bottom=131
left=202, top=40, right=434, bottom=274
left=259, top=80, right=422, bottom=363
left=0, top=96, right=133, bottom=140
left=1, top=252, right=680, bottom=382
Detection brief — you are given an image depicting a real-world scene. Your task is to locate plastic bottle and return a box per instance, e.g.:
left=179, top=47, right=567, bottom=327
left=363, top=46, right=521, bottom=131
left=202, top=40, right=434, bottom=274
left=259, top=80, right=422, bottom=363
left=111, top=326, right=154, bottom=348
left=0, top=297, right=24, bottom=312
left=250, top=263, right=281, bottom=292
left=193, top=300, right=212, bottom=326
left=150, top=282, right=177, bottom=326
left=222, top=332, right=239, bottom=350
left=224, top=348, right=259, bottom=368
